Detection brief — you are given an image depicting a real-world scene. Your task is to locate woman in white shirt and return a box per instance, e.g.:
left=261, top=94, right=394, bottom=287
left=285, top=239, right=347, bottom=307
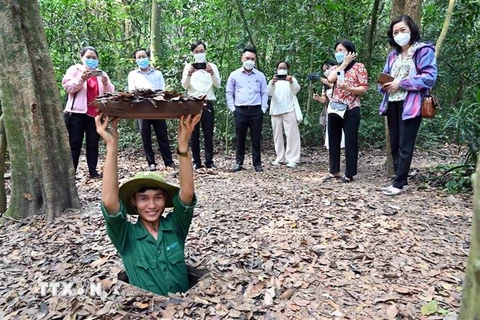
left=268, top=61, right=301, bottom=168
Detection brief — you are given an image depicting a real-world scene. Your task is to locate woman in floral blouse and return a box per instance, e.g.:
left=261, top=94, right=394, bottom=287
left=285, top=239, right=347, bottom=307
left=325, top=40, right=368, bottom=183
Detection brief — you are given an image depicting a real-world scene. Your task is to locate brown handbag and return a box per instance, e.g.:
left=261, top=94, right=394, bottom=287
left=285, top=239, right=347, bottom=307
left=421, top=94, right=439, bottom=118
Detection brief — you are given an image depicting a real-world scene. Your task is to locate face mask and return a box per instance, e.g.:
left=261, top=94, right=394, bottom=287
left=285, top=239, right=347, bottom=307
left=136, top=58, right=150, bottom=69
left=194, top=53, right=206, bottom=63
left=324, top=69, right=332, bottom=77
left=83, top=58, right=99, bottom=69
left=334, top=52, right=345, bottom=64
left=243, top=60, right=255, bottom=70
left=277, top=69, right=288, bottom=76
left=394, top=32, right=411, bottom=47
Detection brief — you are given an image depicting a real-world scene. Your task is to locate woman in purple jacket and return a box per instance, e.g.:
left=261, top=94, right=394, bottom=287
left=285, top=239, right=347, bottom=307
left=379, top=15, right=437, bottom=196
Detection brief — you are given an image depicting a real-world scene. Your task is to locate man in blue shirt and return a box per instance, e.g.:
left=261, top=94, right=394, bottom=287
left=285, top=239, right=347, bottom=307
left=226, top=47, right=269, bottom=172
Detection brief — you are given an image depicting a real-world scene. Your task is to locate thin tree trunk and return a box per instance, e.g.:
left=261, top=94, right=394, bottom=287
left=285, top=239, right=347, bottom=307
left=459, top=153, right=480, bottom=319
left=306, top=42, right=314, bottom=114
left=150, top=0, right=162, bottom=66
left=364, top=0, right=382, bottom=68
left=0, top=115, right=6, bottom=213
left=0, top=0, right=80, bottom=222
left=435, top=0, right=456, bottom=58
left=235, top=0, right=260, bottom=69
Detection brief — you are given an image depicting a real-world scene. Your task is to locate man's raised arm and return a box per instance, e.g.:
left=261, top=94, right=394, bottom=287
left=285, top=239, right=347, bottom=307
left=95, top=115, right=121, bottom=215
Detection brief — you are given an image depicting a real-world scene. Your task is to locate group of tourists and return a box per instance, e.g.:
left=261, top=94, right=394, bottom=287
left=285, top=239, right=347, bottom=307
left=60, top=15, right=437, bottom=296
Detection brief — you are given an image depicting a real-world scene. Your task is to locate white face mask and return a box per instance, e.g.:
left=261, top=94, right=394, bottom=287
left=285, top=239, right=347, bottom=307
left=243, top=60, right=255, bottom=70
left=324, top=69, right=332, bottom=77
left=394, top=32, right=411, bottom=47
left=277, top=69, right=288, bottom=76
left=193, top=52, right=206, bottom=63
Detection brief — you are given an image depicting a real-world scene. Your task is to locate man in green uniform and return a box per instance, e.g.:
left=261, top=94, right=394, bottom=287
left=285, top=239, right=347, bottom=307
left=95, top=113, right=201, bottom=296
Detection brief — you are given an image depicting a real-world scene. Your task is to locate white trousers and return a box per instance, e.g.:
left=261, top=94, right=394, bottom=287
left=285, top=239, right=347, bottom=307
left=271, top=111, right=301, bottom=163
left=325, top=115, right=345, bottom=149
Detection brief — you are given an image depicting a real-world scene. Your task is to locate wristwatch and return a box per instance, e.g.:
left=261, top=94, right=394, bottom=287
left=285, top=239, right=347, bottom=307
left=177, top=148, right=189, bottom=157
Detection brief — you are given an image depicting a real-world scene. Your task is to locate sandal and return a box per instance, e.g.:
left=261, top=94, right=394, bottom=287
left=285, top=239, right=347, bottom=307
left=340, top=176, right=353, bottom=183
left=323, top=173, right=341, bottom=181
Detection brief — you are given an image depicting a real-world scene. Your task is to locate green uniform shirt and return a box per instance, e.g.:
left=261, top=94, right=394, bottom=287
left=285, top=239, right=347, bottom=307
left=101, top=192, right=196, bottom=295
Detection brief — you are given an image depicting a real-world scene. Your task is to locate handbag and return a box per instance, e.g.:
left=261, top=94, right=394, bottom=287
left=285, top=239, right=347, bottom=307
left=421, top=93, right=439, bottom=118
left=327, top=82, right=348, bottom=118
left=414, top=57, right=439, bottom=119
left=293, top=95, right=303, bottom=123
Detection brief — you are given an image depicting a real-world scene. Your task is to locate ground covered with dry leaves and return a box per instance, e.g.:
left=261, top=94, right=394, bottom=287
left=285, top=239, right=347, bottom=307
left=0, top=145, right=472, bottom=319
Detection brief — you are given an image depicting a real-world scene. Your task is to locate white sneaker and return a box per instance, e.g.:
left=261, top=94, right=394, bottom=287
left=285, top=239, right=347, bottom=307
left=148, top=164, right=157, bottom=171
left=382, top=185, right=409, bottom=191
left=271, top=161, right=281, bottom=166
left=286, top=162, right=297, bottom=169
left=383, top=187, right=405, bottom=196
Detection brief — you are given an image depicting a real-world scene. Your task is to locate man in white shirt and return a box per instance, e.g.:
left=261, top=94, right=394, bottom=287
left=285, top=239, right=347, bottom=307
left=128, top=49, right=176, bottom=171
left=181, top=41, right=221, bottom=169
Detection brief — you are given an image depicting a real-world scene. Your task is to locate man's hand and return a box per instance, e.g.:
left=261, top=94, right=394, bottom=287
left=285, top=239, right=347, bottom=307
left=206, top=63, right=214, bottom=75
left=95, top=113, right=120, bottom=146
left=187, top=65, right=196, bottom=77
left=178, top=113, right=202, bottom=149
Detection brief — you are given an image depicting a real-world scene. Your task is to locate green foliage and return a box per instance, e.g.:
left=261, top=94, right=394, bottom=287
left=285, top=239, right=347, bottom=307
left=38, top=0, right=480, bottom=156
left=444, top=90, right=480, bottom=164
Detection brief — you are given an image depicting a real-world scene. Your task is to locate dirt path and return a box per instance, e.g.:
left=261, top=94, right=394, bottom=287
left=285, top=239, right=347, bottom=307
left=0, top=146, right=472, bottom=319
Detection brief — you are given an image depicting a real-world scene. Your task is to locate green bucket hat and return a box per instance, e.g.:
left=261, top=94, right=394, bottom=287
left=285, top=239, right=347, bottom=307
left=119, top=172, right=179, bottom=215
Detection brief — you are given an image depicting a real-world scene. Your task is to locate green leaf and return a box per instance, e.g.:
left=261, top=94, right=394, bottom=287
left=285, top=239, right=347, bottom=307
left=421, top=300, right=438, bottom=316
left=437, top=308, right=450, bottom=315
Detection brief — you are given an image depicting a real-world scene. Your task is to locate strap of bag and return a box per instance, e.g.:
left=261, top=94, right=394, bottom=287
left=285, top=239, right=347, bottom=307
left=69, top=91, right=78, bottom=112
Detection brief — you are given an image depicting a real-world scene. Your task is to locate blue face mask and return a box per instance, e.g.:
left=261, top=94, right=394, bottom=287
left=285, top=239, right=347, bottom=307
left=136, top=58, right=150, bottom=69
left=334, top=52, right=346, bottom=64
left=83, top=58, right=99, bottom=69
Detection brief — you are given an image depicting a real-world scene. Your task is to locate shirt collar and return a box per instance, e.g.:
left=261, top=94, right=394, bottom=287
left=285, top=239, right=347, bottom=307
left=241, top=68, right=256, bottom=75
left=134, top=216, right=173, bottom=240
left=136, top=67, right=155, bottom=74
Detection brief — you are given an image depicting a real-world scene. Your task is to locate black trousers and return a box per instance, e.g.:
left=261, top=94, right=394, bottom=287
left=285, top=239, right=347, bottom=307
left=64, top=113, right=99, bottom=176
left=234, top=107, right=263, bottom=167
left=191, top=102, right=214, bottom=166
left=328, top=107, right=361, bottom=178
left=387, top=101, right=421, bottom=189
left=137, top=119, right=173, bottom=166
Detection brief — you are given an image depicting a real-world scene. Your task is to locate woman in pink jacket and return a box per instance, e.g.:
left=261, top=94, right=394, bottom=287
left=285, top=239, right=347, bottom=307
left=62, top=46, right=115, bottom=178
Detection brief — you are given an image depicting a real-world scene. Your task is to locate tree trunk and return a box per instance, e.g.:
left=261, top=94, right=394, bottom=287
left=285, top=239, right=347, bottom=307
left=364, top=0, right=382, bottom=68
left=150, top=0, right=162, bottom=66
left=235, top=0, right=261, bottom=69
left=435, top=0, right=456, bottom=58
left=0, top=115, right=6, bottom=213
left=459, top=154, right=480, bottom=319
left=0, top=0, right=80, bottom=222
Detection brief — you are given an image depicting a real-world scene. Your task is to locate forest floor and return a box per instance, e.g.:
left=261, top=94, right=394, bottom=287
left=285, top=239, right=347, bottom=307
left=0, top=144, right=472, bottom=320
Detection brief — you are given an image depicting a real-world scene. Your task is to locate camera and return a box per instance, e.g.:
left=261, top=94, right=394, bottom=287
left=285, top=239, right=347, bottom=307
left=275, top=74, right=287, bottom=80
left=90, top=70, right=103, bottom=77
left=192, top=62, right=207, bottom=70
left=307, top=73, right=321, bottom=81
